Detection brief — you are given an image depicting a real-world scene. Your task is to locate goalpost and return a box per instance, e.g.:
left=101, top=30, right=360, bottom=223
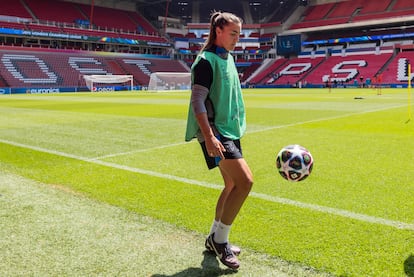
left=83, top=75, right=133, bottom=92
left=148, top=72, right=191, bottom=92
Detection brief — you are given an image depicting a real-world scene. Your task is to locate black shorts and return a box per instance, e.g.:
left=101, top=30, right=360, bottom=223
left=200, top=134, right=243, bottom=169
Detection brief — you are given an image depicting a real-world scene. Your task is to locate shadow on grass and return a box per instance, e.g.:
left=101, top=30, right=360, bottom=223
left=405, top=255, right=414, bottom=277
left=151, top=251, right=237, bottom=277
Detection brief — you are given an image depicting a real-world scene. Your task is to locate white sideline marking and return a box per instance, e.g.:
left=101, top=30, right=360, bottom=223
left=1, top=138, right=414, bottom=231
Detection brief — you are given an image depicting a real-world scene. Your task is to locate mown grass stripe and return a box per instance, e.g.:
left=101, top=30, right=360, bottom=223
left=1, top=137, right=413, bottom=232
left=88, top=102, right=407, bottom=160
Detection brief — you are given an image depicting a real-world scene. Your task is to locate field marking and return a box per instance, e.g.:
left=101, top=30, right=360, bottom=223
left=90, top=102, right=408, bottom=160
left=248, top=103, right=407, bottom=134
left=1, top=137, right=414, bottom=232
left=91, top=142, right=187, bottom=161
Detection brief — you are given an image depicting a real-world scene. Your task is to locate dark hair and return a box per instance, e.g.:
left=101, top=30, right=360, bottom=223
left=201, top=11, right=243, bottom=52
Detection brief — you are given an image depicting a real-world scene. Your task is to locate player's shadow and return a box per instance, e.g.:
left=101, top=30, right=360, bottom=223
left=404, top=254, right=414, bottom=276
left=151, top=250, right=237, bottom=277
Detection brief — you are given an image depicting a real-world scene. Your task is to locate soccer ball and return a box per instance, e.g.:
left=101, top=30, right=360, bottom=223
left=276, top=144, right=314, bottom=182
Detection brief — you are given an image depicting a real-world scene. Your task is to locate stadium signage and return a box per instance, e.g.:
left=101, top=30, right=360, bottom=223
left=27, top=88, right=60, bottom=94
left=21, top=30, right=83, bottom=40
left=0, top=27, right=170, bottom=47
left=147, top=41, right=171, bottom=47
left=92, top=87, right=115, bottom=92
left=0, top=27, right=22, bottom=35
left=0, top=88, right=10, bottom=94
left=303, top=32, right=414, bottom=46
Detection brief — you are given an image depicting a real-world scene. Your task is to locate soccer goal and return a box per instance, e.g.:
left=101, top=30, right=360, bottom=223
left=83, top=75, right=133, bottom=92
left=148, top=72, right=191, bottom=92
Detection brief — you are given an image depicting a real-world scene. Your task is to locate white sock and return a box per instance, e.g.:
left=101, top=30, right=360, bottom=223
left=209, top=219, right=219, bottom=236
left=214, top=221, right=231, bottom=244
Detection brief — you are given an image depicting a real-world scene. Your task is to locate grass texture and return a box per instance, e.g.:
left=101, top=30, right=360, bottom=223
left=1, top=171, right=325, bottom=276
left=0, top=88, right=414, bottom=276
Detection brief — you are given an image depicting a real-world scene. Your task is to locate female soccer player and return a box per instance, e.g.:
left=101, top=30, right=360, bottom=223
left=185, top=11, right=253, bottom=270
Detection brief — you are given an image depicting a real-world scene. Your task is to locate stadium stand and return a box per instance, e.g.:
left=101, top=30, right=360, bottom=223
left=325, top=1, right=358, bottom=19
left=0, top=21, right=28, bottom=31
left=304, top=53, right=393, bottom=86
left=290, top=18, right=349, bottom=30
left=357, top=0, right=392, bottom=15
left=270, top=57, right=325, bottom=86
left=76, top=4, right=137, bottom=32
left=249, top=58, right=289, bottom=85
left=126, top=11, right=159, bottom=34
left=392, top=0, right=414, bottom=11
left=0, top=0, right=32, bottom=18
left=0, top=47, right=188, bottom=88
left=1, top=0, right=414, bottom=91
left=26, top=23, right=63, bottom=34
left=240, top=63, right=261, bottom=83
left=302, top=3, right=335, bottom=21
left=290, top=0, right=414, bottom=30
left=0, top=0, right=166, bottom=45
left=24, top=0, right=86, bottom=24
left=381, top=51, right=414, bottom=84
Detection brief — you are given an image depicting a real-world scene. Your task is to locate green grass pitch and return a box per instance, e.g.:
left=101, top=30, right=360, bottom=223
left=1, top=88, right=414, bottom=276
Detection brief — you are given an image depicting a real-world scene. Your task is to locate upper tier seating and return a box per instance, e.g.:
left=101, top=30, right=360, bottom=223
left=76, top=3, right=137, bottom=32
left=24, top=0, right=86, bottom=23
left=126, top=11, right=159, bottom=34
left=302, top=3, right=335, bottom=21
left=0, top=0, right=164, bottom=42
left=392, top=0, right=414, bottom=11
left=0, top=0, right=32, bottom=18
left=357, top=0, right=392, bottom=14
left=326, top=0, right=364, bottom=19
left=291, top=0, right=414, bottom=30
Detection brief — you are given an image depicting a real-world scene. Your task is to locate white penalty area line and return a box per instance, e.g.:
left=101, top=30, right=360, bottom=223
left=248, top=103, right=408, bottom=134
left=90, top=103, right=408, bottom=160
left=90, top=142, right=187, bottom=161
left=1, top=138, right=414, bottom=232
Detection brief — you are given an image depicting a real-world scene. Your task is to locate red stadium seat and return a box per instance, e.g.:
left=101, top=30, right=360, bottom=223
left=0, top=47, right=188, bottom=88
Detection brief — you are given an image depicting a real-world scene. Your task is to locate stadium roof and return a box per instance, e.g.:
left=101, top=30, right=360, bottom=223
left=132, top=0, right=301, bottom=24
left=66, top=0, right=306, bottom=24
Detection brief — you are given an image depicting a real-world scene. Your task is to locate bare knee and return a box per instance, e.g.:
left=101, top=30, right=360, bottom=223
left=239, top=175, right=253, bottom=193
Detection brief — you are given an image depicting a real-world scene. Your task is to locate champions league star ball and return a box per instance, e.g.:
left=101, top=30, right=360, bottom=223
left=276, top=144, right=314, bottom=182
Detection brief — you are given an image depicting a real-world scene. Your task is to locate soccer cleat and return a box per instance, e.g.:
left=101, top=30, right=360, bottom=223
left=205, top=237, right=241, bottom=256
left=207, top=233, right=240, bottom=270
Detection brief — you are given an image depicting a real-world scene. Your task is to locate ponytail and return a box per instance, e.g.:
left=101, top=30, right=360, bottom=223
left=201, top=11, right=243, bottom=52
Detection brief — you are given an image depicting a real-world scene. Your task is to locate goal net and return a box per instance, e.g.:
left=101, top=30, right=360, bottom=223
left=83, top=75, right=133, bottom=92
left=148, top=72, right=191, bottom=92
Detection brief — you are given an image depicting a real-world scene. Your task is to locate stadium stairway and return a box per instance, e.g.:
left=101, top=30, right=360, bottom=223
left=271, top=57, right=325, bottom=86
left=249, top=58, right=288, bottom=85
left=381, top=51, right=414, bottom=84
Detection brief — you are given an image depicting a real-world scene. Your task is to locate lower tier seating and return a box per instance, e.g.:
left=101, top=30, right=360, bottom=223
left=0, top=47, right=188, bottom=88
left=249, top=51, right=414, bottom=86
